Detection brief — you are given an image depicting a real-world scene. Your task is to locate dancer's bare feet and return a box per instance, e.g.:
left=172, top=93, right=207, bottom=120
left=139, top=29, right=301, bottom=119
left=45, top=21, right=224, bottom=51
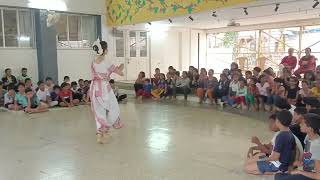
left=96, top=133, right=104, bottom=144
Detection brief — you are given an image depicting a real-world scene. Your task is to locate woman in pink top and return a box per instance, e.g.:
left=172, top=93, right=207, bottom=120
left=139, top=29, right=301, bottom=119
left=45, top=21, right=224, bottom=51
left=294, top=48, right=316, bottom=77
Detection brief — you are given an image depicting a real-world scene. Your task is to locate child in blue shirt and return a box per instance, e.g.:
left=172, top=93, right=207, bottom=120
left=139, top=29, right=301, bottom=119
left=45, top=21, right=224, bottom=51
left=24, top=87, right=48, bottom=114
left=245, top=110, right=296, bottom=175
left=137, top=79, right=152, bottom=100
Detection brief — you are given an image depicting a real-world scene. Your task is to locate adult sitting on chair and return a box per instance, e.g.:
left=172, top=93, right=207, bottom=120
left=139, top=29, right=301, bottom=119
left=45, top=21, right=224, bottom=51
left=294, top=48, right=316, bottom=78
left=280, top=48, right=297, bottom=71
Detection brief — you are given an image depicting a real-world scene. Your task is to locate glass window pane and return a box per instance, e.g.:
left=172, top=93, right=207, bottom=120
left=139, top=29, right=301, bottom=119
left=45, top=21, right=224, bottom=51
left=302, top=25, right=320, bottom=53
left=116, top=39, right=124, bottom=57
left=81, top=16, right=96, bottom=48
left=3, top=9, right=18, bottom=47
left=18, top=10, right=33, bottom=47
left=114, top=29, right=123, bottom=37
left=259, top=27, right=300, bottom=71
left=0, top=10, right=3, bottom=47
left=140, top=32, right=147, bottom=57
left=68, top=15, right=81, bottom=41
left=206, top=33, right=235, bottom=73
left=56, top=14, right=68, bottom=47
left=130, top=31, right=136, bottom=57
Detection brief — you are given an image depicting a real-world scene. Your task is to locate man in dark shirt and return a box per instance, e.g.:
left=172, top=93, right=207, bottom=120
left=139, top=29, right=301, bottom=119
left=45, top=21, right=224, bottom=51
left=245, top=110, right=296, bottom=175
left=2, top=68, right=17, bottom=90
left=290, top=107, right=307, bottom=149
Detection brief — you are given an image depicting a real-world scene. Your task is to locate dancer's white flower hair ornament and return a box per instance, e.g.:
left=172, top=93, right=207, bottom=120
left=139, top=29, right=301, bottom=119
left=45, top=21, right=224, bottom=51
left=92, top=39, right=103, bottom=55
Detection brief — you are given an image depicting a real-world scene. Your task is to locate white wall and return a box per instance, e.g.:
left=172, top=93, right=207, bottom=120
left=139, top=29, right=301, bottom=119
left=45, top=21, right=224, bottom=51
left=57, top=49, right=95, bottom=83
left=0, top=49, right=38, bottom=82
left=150, top=28, right=192, bottom=73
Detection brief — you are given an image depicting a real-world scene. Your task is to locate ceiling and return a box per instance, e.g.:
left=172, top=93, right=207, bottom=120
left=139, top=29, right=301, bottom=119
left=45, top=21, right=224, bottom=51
left=121, top=0, right=320, bottom=30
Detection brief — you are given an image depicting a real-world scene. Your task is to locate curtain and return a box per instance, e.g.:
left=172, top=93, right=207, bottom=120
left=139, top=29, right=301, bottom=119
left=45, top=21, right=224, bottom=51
left=81, top=16, right=96, bottom=48
left=18, top=10, right=33, bottom=47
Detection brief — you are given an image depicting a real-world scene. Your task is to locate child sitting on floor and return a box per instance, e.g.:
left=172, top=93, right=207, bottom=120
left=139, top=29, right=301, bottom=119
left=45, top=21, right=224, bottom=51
left=109, top=79, right=127, bottom=102
left=247, top=114, right=278, bottom=158
left=269, top=78, right=286, bottom=112
left=151, top=73, right=167, bottom=101
left=311, top=80, right=320, bottom=100
left=71, top=81, right=83, bottom=102
left=290, top=107, right=308, bottom=149
left=4, top=85, right=15, bottom=110
left=24, top=87, right=48, bottom=114
left=137, top=79, right=152, bottom=100
left=37, top=81, right=58, bottom=107
left=50, top=85, right=61, bottom=104
left=246, top=78, right=259, bottom=111
left=245, top=71, right=253, bottom=84
left=227, top=73, right=240, bottom=106
left=275, top=113, right=320, bottom=180
left=234, top=79, right=248, bottom=110
left=215, top=74, right=230, bottom=107
left=286, top=77, right=300, bottom=105
left=25, top=78, right=35, bottom=92
left=206, top=69, right=218, bottom=105
left=196, top=68, right=208, bottom=104
left=59, top=82, right=79, bottom=107
left=63, top=76, right=70, bottom=83
left=14, top=83, right=27, bottom=111
left=153, top=68, right=161, bottom=87
left=256, top=75, right=271, bottom=111
left=45, top=77, right=55, bottom=93
left=245, top=110, right=297, bottom=175
left=0, top=81, right=6, bottom=107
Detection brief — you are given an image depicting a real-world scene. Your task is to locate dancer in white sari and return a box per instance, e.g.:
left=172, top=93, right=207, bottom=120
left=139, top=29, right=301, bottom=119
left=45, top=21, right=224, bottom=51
left=90, top=40, right=124, bottom=144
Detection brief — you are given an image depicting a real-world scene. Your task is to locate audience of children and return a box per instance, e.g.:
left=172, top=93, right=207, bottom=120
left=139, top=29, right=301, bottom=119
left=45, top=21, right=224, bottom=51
left=0, top=68, right=93, bottom=113
left=2, top=49, right=320, bottom=180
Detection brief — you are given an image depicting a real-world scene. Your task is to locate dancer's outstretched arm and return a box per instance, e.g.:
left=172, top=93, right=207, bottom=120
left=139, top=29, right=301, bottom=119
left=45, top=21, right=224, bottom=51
left=114, top=64, right=124, bottom=76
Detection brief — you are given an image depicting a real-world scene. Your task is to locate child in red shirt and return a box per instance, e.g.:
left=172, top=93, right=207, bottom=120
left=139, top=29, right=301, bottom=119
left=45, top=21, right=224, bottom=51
left=59, top=82, right=80, bottom=107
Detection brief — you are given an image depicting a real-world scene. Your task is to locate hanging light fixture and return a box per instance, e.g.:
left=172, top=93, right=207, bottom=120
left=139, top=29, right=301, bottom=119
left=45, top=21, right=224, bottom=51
left=212, top=11, right=217, bottom=17
left=274, top=3, right=280, bottom=12
left=243, top=8, right=248, bottom=15
left=313, top=0, right=319, bottom=8
left=189, top=16, right=194, bottom=21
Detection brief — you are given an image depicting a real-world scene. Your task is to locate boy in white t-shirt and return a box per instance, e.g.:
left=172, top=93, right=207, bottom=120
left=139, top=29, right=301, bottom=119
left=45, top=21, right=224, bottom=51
left=228, top=74, right=240, bottom=106
left=256, top=75, right=270, bottom=111
left=36, top=81, right=58, bottom=107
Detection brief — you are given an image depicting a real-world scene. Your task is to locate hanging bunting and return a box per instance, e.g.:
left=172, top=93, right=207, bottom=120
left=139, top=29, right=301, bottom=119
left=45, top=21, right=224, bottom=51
left=106, top=0, right=255, bottom=26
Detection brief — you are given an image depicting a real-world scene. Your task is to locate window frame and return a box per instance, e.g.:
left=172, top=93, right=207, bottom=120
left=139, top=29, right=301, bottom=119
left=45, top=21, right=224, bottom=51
left=56, top=13, right=97, bottom=50
left=113, top=30, right=148, bottom=58
left=0, top=7, right=35, bottom=49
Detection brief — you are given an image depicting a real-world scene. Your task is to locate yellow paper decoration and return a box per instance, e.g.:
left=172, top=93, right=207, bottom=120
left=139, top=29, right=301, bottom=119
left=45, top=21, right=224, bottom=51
left=106, top=0, right=255, bottom=26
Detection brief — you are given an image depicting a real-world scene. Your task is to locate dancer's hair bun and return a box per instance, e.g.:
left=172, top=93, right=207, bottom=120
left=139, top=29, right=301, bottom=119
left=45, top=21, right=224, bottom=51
left=92, top=39, right=105, bottom=55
